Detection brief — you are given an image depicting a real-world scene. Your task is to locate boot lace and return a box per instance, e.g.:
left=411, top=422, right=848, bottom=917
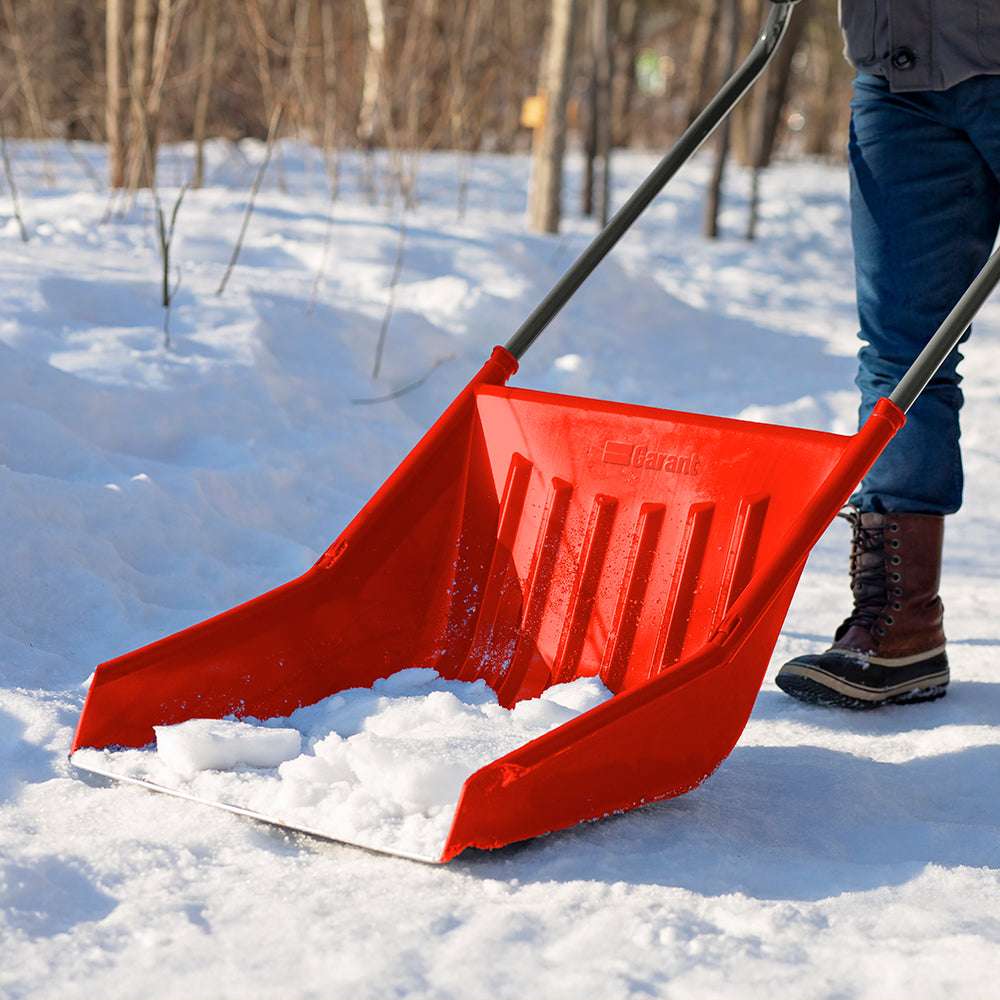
left=835, top=509, right=889, bottom=638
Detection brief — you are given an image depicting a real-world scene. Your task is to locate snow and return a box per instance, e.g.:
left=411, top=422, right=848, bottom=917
left=72, top=670, right=613, bottom=861
left=3, top=139, right=1000, bottom=998
left=153, top=719, right=301, bottom=776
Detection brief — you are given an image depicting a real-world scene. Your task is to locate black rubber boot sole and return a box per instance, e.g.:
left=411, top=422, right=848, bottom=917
left=775, top=649, right=949, bottom=710
left=775, top=670, right=948, bottom=711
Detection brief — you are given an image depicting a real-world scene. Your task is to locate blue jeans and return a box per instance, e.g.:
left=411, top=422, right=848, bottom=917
left=849, top=72, right=1000, bottom=515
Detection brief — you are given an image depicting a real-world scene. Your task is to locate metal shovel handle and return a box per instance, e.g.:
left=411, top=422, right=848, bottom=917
left=505, top=0, right=801, bottom=361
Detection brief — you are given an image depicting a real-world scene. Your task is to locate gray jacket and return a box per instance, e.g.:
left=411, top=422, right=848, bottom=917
left=840, top=1, right=1000, bottom=92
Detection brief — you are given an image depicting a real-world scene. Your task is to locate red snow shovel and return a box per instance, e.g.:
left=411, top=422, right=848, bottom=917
left=71, top=1, right=1000, bottom=861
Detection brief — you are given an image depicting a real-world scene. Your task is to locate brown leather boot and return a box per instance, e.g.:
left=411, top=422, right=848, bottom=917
left=776, top=509, right=949, bottom=709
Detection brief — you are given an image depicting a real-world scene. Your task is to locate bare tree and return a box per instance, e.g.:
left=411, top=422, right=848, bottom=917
left=492, top=2, right=537, bottom=153
left=216, top=101, right=284, bottom=297
left=611, top=0, right=639, bottom=148
left=372, top=219, right=407, bottom=379
left=290, top=0, right=316, bottom=143
left=445, top=0, right=484, bottom=216
left=357, top=0, right=386, bottom=148
left=153, top=182, right=187, bottom=346
left=357, top=0, right=387, bottom=200
left=581, top=0, right=613, bottom=227
left=245, top=0, right=276, bottom=121
left=745, top=0, right=810, bottom=239
left=125, top=0, right=154, bottom=189
left=0, top=119, right=29, bottom=241
left=192, top=0, right=218, bottom=188
left=703, top=0, right=741, bottom=239
left=387, top=0, right=429, bottom=206
left=124, top=0, right=192, bottom=191
left=105, top=0, right=125, bottom=187
left=685, top=0, right=725, bottom=127
left=1, top=0, right=53, bottom=183
left=804, top=1, right=846, bottom=158
left=0, top=0, right=856, bottom=212
left=1, top=0, right=47, bottom=141
left=319, top=0, right=340, bottom=196
left=528, top=0, right=578, bottom=235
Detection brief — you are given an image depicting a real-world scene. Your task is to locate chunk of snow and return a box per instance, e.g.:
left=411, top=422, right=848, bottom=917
left=75, top=671, right=614, bottom=860
left=153, top=718, right=302, bottom=777
left=553, top=352, right=583, bottom=372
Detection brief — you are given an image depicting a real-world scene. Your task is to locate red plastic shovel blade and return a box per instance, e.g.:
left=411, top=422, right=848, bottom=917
left=439, top=396, right=904, bottom=859
left=72, top=345, right=904, bottom=861
left=449, top=383, right=853, bottom=702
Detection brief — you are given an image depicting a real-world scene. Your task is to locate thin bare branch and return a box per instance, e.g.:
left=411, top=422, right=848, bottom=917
left=0, top=121, right=29, bottom=242
left=351, top=355, right=453, bottom=405
left=216, top=101, right=284, bottom=297
left=372, top=215, right=407, bottom=380
left=152, top=180, right=189, bottom=348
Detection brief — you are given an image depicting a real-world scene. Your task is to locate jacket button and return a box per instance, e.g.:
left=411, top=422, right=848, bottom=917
left=891, top=46, right=917, bottom=70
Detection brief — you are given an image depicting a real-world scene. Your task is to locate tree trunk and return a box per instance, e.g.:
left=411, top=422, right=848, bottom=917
left=804, top=5, right=841, bottom=158
left=611, top=0, right=639, bottom=148
left=745, top=1, right=810, bottom=238
left=357, top=0, right=386, bottom=147
left=290, top=0, right=315, bottom=142
left=582, top=12, right=597, bottom=217
left=126, top=0, right=153, bottom=189
left=1, top=0, right=47, bottom=140
left=401, top=0, right=440, bottom=149
left=192, top=0, right=217, bottom=188
left=581, top=0, right=612, bottom=222
left=144, top=0, right=181, bottom=188
left=731, top=0, right=764, bottom=167
left=495, top=1, right=531, bottom=152
left=247, top=0, right=275, bottom=131
left=105, top=0, right=125, bottom=187
left=685, top=0, right=724, bottom=127
left=319, top=0, right=340, bottom=195
left=528, top=0, right=578, bottom=235
left=447, top=0, right=487, bottom=215
left=703, top=0, right=741, bottom=239
left=592, top=0, right=612, bottom=226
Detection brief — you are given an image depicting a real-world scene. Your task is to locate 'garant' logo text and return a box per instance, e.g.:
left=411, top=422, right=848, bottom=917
left=602, top=441, right=701, bottom=475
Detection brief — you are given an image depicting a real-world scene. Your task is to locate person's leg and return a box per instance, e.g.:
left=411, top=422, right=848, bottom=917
left=960, top=74, right=1000, bottom=211
left=849, top=74, right=1000, bottom=515
left=777, top=74, right=1000, bottom=709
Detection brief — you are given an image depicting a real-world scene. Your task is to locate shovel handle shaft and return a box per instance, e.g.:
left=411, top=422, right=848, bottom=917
left=504, top=0, right=800, bottom=361
left=890, top=243, right=1000, bottom=413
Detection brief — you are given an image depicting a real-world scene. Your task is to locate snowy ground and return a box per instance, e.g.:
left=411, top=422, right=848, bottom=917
left=2, top=140, right=1000, bottom=999
left=73, top=671, right=614, bottom=862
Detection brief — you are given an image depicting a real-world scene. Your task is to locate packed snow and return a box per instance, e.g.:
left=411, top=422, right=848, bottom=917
left=3, top=140, right=1000, bottom=999
left=72, top=670, right=613, bottom=861
left=153, top=719, right=301, bottom=776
